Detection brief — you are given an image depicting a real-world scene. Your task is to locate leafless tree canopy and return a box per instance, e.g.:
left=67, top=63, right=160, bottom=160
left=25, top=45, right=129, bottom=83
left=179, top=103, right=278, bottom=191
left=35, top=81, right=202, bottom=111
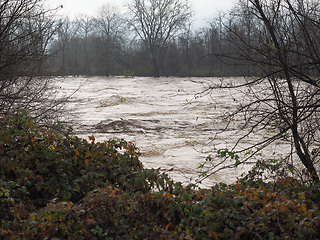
left=0, top=0, right=61, bottom=121
left=201, top=0, right=320, bottom=183
left=47, top=4, right=264, bottom=77
left=127, top=0, right=192, bottom=77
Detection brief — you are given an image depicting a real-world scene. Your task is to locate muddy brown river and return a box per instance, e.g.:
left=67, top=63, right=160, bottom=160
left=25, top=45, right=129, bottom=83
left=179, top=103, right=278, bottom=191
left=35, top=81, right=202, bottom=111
left=52, top=76, right=293, bottom=187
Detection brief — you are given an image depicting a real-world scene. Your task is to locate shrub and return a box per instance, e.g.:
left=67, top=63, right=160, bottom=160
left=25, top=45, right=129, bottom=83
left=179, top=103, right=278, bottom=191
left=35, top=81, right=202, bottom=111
left=0, top=110, right=149, bottom=207
left=0, top=111, right=319, bottom=239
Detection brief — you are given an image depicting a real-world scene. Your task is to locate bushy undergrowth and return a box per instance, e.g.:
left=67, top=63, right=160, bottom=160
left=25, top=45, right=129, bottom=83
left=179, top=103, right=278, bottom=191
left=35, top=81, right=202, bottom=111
left=0, top=111, right=320, bottom=239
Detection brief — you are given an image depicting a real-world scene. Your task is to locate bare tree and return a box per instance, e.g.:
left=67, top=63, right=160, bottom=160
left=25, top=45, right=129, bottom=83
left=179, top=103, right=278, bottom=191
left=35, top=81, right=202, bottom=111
left=127, top=0, right=192, bottom=77
left=94, top=4, right=126, bottom=76
left=200, top=0, right=320, bottom=184
left=76, top=15, right=94, bottom=74
left=52, top=17, right=80, bottom=76
left=0, top=0, right=62, bottom=121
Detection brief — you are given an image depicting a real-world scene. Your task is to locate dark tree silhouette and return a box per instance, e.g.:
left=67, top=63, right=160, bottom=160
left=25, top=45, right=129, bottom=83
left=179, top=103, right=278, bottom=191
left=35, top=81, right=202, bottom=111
left=200, top=0, right=320, bottom=183
left=127, top=0, right=192, bottom=77
left=0, top=0, right=61, bottom=122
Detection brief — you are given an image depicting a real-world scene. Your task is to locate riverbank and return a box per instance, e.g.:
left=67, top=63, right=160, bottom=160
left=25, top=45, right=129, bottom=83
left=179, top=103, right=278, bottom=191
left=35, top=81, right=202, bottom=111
left=1, top=112, right=319, bottom=239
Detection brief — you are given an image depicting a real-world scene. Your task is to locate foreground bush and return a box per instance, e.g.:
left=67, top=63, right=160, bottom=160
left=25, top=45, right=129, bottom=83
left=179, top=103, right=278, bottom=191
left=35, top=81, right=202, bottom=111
left=0, top=111, right=320, bottom=239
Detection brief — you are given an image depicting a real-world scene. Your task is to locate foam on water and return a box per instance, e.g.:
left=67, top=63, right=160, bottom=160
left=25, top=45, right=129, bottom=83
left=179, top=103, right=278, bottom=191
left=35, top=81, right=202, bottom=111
left=52, top=76, right=287, bottom=187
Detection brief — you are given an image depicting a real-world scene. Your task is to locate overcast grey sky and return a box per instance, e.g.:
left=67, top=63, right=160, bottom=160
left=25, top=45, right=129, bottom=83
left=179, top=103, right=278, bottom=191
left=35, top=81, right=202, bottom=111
left=45, top=0, right=236, bottom=27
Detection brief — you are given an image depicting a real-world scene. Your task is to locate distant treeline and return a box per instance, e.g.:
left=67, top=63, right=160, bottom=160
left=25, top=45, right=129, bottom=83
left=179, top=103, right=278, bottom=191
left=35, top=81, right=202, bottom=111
left=46, top=10, right=259, bottom=77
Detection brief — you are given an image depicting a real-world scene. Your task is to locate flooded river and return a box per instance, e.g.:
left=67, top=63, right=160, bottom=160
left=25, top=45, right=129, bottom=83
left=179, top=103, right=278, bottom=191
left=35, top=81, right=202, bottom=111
left=52, top=76, right=289, bottom=187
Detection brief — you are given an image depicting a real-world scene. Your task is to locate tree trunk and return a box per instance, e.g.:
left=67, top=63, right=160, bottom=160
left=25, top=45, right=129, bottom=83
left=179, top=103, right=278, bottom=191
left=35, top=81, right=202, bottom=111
left=151, top=51, right=160, bottom=78
left=253, top=0, right=319, bottom=183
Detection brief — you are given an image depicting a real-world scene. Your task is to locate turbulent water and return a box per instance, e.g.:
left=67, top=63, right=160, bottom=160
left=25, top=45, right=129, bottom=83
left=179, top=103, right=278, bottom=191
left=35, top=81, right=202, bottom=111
left=52, top=76, right=289, bottom=187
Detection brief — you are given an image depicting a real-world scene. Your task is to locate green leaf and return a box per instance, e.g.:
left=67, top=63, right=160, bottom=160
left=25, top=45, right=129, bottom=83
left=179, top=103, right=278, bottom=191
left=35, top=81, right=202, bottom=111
left=235, top=160, right=241, bottom=167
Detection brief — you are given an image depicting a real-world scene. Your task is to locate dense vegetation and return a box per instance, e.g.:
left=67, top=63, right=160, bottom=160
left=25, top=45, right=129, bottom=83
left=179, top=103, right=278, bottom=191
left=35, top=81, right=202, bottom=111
left=1, top=111, right=319, bottom=239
